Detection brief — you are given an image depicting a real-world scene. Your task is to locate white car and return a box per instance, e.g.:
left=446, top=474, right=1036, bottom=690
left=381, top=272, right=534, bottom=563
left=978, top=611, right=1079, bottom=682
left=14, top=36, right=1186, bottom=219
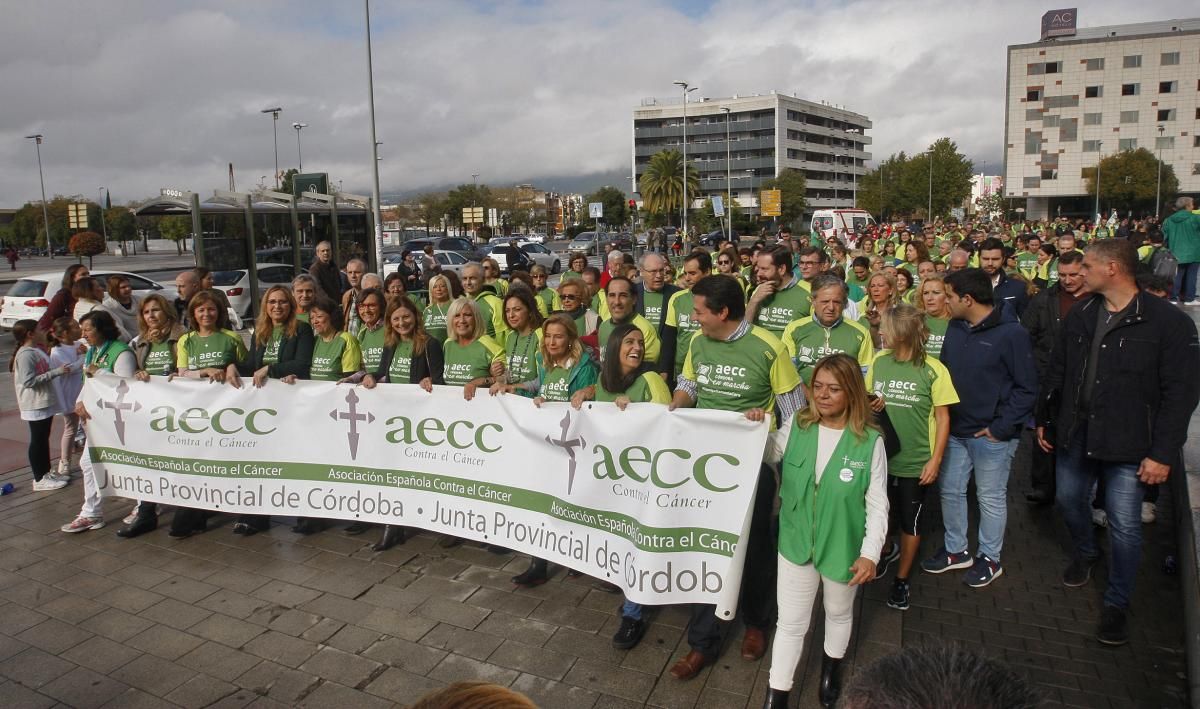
left=517, top=242, right=561, bottom=273
left=521, top=233, right=547, bottom=244
left=0, top=270, right=178, bottom=330
left=210, top=263, right=296, bottom=319
left=427, top=249, right=471, bottom=276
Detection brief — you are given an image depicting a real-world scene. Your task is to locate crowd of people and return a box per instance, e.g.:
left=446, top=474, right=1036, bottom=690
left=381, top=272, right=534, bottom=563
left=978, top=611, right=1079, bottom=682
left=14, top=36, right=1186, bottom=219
left=9, top=198, right=1200, bottom=707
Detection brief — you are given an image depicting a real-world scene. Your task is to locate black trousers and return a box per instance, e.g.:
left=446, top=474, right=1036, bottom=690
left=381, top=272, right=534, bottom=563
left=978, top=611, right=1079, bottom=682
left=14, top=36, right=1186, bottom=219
left=27, top=417, right=53, bottom=481
left=687, top=463, right=778, bottom=657
left=1030, top=439, right=1056, bottom=497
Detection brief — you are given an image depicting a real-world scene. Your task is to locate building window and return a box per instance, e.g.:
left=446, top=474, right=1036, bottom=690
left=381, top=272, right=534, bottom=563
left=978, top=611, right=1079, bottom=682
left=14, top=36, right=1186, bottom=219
left=1195, top=136, right=1200, bottom=148
left=1121, top=83, right=1139, bottom=96
left=1085, top=85, right=1103, bottom=98
left=1162, top=52, right=1180, bottom=66
left=1123, top=55, right=1142, bottom=68
left=1159, top=81, right=1177, bottom=94
left=1027, top=63, right=1045, bottom=75
left=1025, top=131, right=1041, bottom=155
left=1026, top=88, right=1043, bottom=101
left=1059, top=118, right=1078, bottom=142
left=1045, top=61, right=1062, bottom=73
left=1041, top=169, right=1058, bottom=180
left=1084, top=112, right=1103, bottom=125
left=1155, top=136, right=1175, bottom=150
left=1026, top=108, right=1043, bottom=121
left=1157, top=109, right=1176, bottom=121
left=1083, top=140, right=1102, bottom=152
left=1119, top=138, right=1138, bottom=151
left=1044, top=95, right=1079, bottom=109
left=1023, top=176, right=1041, bottom=188
left=1119, top=110, right=1139, bottom=123
left=1043, top=114, right=1060, bottom=127
left=1193, top=163, right=1200, bottom=176
left=1086, top=57, right=1105, bottom=70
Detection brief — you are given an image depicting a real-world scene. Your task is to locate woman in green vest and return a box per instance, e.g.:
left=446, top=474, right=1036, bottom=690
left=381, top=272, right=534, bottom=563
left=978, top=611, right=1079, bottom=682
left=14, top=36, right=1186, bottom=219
left=765, top=353, right=887, bottom=709
left=500, top=288, right=543, bottom=395
left=422, top=274, right=455, bottom=343
left=353, top=288, right=388, bottom=375
left=562, top=253, right=588, bottom=283
left=915, top=275, right=951, bottom=360
left=529, top=265, right=560, bottom=314
left=59, top=311, right=135, bottom=535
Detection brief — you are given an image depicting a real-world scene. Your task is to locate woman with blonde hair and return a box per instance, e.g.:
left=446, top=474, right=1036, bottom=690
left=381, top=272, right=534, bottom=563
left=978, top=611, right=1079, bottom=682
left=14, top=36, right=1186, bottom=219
left=423, top=273, right=455, bottom=342
left=914, top=274, right=951, bottom=360
left=859, top=272, right=899, bottom=348
left=442, top=296, right=505, bottom=400
left=765, top=353, right=888, bottom=709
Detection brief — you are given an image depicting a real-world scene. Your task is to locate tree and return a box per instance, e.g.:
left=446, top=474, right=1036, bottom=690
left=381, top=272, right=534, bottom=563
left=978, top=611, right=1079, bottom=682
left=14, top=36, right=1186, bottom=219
left=856, top=140, right=973, bottom=221
left=443, top=183, right=493, bottom=231
left=856, top=152, right=910, bottom=221
left=639, top=150, right=698, bottom=224
left=279, top=169, right=300, bottom=195
left=68, top=231, right=106, bottom=268
left=105, top=207, right=137, bottom=253
left=158, top=215, right=192, bottom=255
left=1085, top=147, right=1179, bottom=215
left=582, top=185, right=628, bottom=229
left=415, top=192, right=446, bottom=232
left=761, top=168, right=808, bottom=228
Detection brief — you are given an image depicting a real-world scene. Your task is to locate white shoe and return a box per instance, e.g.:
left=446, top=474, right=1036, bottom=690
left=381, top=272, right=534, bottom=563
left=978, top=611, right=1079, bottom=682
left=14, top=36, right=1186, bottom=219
left=1091, top=508, right=1108, bottom=527
left=1142, top=502, right=1157, bottom=524
left=61, top=516, right=105, bottom=534
left=32, top=477, right=68, bottom=492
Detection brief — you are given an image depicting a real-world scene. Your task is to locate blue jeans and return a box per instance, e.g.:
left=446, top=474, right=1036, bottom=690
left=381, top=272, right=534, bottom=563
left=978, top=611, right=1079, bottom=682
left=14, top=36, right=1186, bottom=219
left=1174, top=262, right=1199, bottom=303
left=622, top=600, right=642, bottom=620
left=938, top=435, right=1019, bottom=562
left=1056, top=429, right=1143, bottom=609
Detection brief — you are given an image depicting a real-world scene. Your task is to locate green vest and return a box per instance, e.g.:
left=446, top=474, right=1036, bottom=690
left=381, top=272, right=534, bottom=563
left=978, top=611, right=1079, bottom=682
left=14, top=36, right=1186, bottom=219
left=86, top=340, right=132, bottom=374
left=778, top=422, right=879, bottom=583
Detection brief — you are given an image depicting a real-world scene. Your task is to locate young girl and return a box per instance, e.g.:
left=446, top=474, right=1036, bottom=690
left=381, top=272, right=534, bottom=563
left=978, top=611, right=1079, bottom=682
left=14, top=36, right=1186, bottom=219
left=11, top=320, right=78, bottom=491
left=49, top=317, right=84, bottom=478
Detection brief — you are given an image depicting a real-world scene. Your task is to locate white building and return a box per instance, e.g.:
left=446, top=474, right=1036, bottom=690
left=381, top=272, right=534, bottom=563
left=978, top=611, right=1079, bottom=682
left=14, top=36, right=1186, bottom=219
left=632, top=92, right=871, bottom=216
left=1004, top=16, right=1200, bottom=219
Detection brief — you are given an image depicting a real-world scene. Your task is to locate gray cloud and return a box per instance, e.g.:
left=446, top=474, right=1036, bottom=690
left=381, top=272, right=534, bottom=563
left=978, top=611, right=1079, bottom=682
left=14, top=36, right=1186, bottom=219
left=1, top=0, right=1193, bottom=208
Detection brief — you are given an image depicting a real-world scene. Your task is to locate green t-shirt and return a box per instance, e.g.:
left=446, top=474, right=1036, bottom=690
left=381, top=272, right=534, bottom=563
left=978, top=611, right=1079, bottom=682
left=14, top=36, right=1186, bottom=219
left=682, top=325, right=800, bottom=423
left=310, top=331, right=362, bottom=382
left=781, top=317, right=874, bottom=386
left=537, top=287, right=560, bottom=314
left=357, top=323, right=388, bottom=372
left=443, top=336, right=504, bottom=387
left=143, top=341, right=175, bottom=376
left=388, top=340, right=414, bottom=383
left=475, top=292, right=508, bottom=345
left=866, top=351, right=959, bottom=477
left=641, top=291, right=665, bottom=331
left=596, top=370, right=671, bottom=404
left=504, top=329, right=542, bottom=385
left=924, top=316, right=950, bottom=361
left=539, top=366, right=574, bottom=402
left=423, top=303, right=450, bottom=342
left=1016, top=250, right=1039, bottom=278
left=176, top=330, right=246, bottom=371
left=262, top=326, right=283, bottom=366
left=296, top=312, right=310, bottom=324
left=752, top=279, right=812, bottom=337
left=665, top=289, right=700, bottom=374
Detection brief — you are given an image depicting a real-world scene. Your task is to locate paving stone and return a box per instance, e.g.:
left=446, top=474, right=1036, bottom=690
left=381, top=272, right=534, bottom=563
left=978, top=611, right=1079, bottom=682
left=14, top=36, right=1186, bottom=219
left=465, top=586, right=542, bottom=617
left=415, top=596, right=490, bottom=629
left=60, top=635, right=142, bottom=674
left=233, top=660, right=320, bottom=703
left=695, top=686, right=752, bottom=708
left=477, top=611, right=559, bottom=647
left=16, top=617, right=93, bottom=654
left=0, top=678, right=56, bottom=709
left=357, top=583, right=426, bottom=612
left=0, top=633, right=29, bottom=663
left=363, top=667, right=444, bottom=704
left=299, top=572, right=378, bottom=598
left=297, top=647, right=382, bottom=689
left=405, top=574, right=480, bottom=603
left=205, top=569, right=271, bottom=596
left=299, top=617, right=346, bottom=644
left=140, top=597, right=213, bottom=631
left=55, top=571, right=120, bottom=599
left=563, top=659, right=656, bottom=704
left=298, top=593, right=375, bottom=626
left=591, top=694, right=646, bottom=709
left=108, top=564, right=175, bottom=590
left=242, top=630, right=320, bottom=668
left=149, top=577, right=221, bottom=605
left=357, top=606, right=438, bottom=641
left=163, top=673, right=239, bottom=708
left=544, top=626, right=625, bottom=666
left=364, top=636, right=448, bottom=675
left=18, top=559, right=77, bottom=586
left=126, top=625, right=205, bottom=661
left=0, top=579, right=59, bottom=608
left=530, top=601, right=610, bottom=633
left=297, top=680, right=393, bottom=709
left=79, top=607, right=155, bottom=643
left=196, top=589, right=271, bottom=620
left=511, top=673, right=599, bottom=709
left=704, top=654, right=760, bottom=695
left=429, top=653, right=520, bottom=687
left=110, top=652, right=197, bottom=697
left=488, top=639, right=577, bottom=681
left=325, top=624, right=382, bottom=654
left=93, top=584, right=165, bottom=614
left=178, top=641, right=263, bottom=683
left=39, top=665, right=128, bottom=709
left=188, top=612, right=267, bottom=648
left=250, top=580, right=323, bottom=608
left=205, top=687, right=259, bottom=709
left=0, top=604, right=50, bottom=636
left=418, top=623, right=504, bottom=661
left=70, top=551, right=132, bottom=577
left=0, top=647, right=77, bottom=688
left=259, top=608, right=322, bottom=637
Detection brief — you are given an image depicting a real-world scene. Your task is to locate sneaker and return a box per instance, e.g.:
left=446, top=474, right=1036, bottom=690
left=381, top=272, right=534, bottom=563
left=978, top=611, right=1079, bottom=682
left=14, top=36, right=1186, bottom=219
left=60, top=516, right=105, bottom=534
left=123, top=506, right=140, bottom=525
left=920, top=547, right=973, bottom=574
left=1097, top=605, right=1129, bottom=646
left=1062, top=557, right=1096, bottom=587
left=612, top=616, right=646, bottom=649
left=874, top=543, right=900, bottom=580
left=1141, top=502, right=1157, bottom=524
left=886, top=578, right=910, bottom=610
left=1091, top=508, right=1108, bottom=527
left=32, top=477, right=68, bottom=492
left=962, top=555, right=1004, bottom=588
left=47, top=471, right=71, bottom=483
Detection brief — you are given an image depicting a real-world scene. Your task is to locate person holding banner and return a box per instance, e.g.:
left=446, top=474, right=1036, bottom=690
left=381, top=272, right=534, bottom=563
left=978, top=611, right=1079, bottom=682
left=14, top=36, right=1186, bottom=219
left=668, top=274, right=806, bottom=680
left=354, top=288, right=388, bottom=372
left=442, top=297, right=505, bottom=401
left=292, top=274, right=317, bottom=324
left=598, top=277, right=660, bottom=367
left=501, top=289, right=544, bottom=394
left=765, top=353, right=888, bottom=709
left=169, top=291, right=248, bottom=538
left=423, top=274, right=454, bottom=343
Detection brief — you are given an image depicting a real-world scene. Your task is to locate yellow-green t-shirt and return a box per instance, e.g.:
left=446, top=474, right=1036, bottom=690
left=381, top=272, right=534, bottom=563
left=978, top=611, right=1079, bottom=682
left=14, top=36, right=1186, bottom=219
left=866, top=351, right=959, bottom=477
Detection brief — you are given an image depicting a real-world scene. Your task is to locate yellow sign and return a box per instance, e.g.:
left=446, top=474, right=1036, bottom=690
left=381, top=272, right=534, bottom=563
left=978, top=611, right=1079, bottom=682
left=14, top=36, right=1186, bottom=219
left=760, top=189, right=782, bottom=217
left=67, top=203, right=89, bottom=230
left=461, top=207, right=484, bottom=224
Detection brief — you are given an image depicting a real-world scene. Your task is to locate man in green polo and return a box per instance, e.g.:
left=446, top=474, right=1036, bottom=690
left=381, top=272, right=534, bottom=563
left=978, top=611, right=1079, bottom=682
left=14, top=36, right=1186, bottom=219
left=747, top=244, right=811, bottom=337
left=781, top=274, right=874, bottom=386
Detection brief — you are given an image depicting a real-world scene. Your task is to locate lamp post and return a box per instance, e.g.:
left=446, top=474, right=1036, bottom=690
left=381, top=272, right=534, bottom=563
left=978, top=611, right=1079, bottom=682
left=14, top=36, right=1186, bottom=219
left=24, top=134, right=53, bottom=259
left=1156, top=125, right=1164, bottom=218
left=745, top=169, right=756, bottom=228
left=673, top=80, right=698, bottom=242
left=261, top=107, right=282, bottom=188
left=927, top=150, right=934, bottom=221
left=721, top=106, right=732, bottom=242
left=292, top=122, right=307, bottom=172
left=364, top=0, right=384, bottom=274
left=471, top=173, right=479, bottom=238
left=98, top=187, right=109, bottom=249
left=847, top=128, right=861, bottom=209
left=1094, top=141, right=1103, bottom=222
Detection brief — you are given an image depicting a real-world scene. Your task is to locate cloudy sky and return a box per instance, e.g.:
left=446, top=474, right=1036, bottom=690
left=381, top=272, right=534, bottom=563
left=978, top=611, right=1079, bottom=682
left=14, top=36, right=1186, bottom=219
left=1, top=0, right=1194, bottom=208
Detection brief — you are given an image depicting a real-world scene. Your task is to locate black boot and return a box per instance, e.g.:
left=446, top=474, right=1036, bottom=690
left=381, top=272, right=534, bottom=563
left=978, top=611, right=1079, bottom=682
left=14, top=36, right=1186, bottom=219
left=763, top=688, right=789, bottom=709
left=292, top=517, right=321, bottom=535
left=373, top=525, right=406, bottom=551
left=819, top=653, right=842, bottom=708
left=117, top=503, right=157, bottom=538
left=168, top=507, right=207, bottom=539
left=511, top=558, right=549, bottom=587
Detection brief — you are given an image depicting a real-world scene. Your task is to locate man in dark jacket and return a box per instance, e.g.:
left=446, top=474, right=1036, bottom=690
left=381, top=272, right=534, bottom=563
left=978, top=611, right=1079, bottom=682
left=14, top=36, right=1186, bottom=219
left=308, top=241, right=343, bottom=303
left=1020, top=250, right=1088, bottom=504
left=1038, top=239, right=1200, bottom=646
left=979, top=237, right=1029, bottom=316
left=920, top=268, right=1038, bottom=589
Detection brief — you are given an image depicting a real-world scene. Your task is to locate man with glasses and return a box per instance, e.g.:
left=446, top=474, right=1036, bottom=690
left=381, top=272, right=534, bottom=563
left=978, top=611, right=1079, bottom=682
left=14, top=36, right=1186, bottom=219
left=635, top=252, right=678, bottom=344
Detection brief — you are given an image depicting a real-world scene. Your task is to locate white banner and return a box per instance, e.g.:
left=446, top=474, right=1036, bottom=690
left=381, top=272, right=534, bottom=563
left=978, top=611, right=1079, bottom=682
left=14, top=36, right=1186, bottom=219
left=82, top=374, right=768, bottom=611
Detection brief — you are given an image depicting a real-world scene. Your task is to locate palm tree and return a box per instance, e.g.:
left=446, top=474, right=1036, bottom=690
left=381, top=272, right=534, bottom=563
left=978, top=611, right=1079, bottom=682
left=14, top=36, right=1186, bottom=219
left=640, top=149, right=699, bottom=225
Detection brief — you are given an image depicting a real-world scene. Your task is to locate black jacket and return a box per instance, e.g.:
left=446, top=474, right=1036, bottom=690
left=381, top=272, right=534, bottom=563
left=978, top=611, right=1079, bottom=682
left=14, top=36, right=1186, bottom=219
left=309, top=260, right=344, bottom=303
left=373, top=337, right=445, bottom=385
left=993, top=270, right=1030, bottom=318
left=1020, top=284, right=1085, bottom=378
left=1040, top=292, right=1200, bottom=464
left=240, top=321, right=315, bottom=379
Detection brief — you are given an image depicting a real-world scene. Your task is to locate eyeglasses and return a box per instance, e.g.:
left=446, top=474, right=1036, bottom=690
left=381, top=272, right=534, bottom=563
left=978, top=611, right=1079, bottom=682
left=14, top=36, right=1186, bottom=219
left=642, top=268, right=666, bottom=275
left=717, top=259, right=732, bottom=265
left=560, top=293, right=581, bottom=301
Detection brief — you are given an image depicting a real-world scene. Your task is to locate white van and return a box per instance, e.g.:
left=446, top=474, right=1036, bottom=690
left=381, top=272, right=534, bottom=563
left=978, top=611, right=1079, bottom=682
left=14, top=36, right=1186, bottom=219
left=810, top=209, right=876, bottom=245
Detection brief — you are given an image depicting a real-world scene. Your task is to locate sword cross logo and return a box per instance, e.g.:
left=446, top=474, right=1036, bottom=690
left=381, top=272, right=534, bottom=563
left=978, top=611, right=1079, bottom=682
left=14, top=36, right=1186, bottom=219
left=330, top=389, right=375, bottom=460
left=546, top=410, right=586, bottom=494
left=96, top=379, right=141, bottom=445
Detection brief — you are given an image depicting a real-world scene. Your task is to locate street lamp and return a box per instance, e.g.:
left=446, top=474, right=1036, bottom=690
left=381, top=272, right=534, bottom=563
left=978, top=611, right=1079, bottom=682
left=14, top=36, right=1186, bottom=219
left=98, top=187, right=109, bottom=243
left=745, top=169, right=756, bottom=227
left=364, top=0, right=384, bottom=274
left=926, top=150, right=934, bottom=221
left=471, top=173, right=479, bottom=238
left=721, top=106, right=732, bottom=242
left=261, top=107, right=282, bottom=188
left=1156, top=125, right=1164, bottom=218
left=1094, top=141, right=1103, bottom=222
left=24, top=134, right=53, bottom=259
left=846, top=128, right=862, bottom=209
left=673, top=80, right=698, bottom=241
left=292, top=122, right=307, bottom=172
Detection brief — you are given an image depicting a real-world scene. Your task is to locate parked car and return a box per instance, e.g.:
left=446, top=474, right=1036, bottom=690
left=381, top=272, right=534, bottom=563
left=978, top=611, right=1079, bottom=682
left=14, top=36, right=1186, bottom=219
left=522, top=233, right=547, bottom=245
left=427, top=250, right=471, bottom=276
left=1, top=270, right=178, bottom=331
left=569, top=231, right=603, bottom=256
left=607, top=232, right=634, bottom=251
left=482, top=242, right=534, bottom=275
left=518, top=242, right=561, bottom=273
left=210, top=264, right=296, bottom=319
left=699, top=229, right=739, bottom=247
left=400, top=236, right=485, bottom=262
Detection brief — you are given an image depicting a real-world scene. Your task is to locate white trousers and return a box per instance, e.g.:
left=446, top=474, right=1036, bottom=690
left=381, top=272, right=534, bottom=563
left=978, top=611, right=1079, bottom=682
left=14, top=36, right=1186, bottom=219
left=77, top=443, right=102, bottom=519
left=768, top=554, right=858, bottom=691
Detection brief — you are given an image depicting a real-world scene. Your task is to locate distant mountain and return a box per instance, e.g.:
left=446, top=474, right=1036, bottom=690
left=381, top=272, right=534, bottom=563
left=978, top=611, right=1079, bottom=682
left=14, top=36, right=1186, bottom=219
left=383, top=168, right=631, bottom=202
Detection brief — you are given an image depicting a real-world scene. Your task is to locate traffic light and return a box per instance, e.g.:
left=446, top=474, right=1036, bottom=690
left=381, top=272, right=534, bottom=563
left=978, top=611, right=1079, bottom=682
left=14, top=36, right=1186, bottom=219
left=628, top=199, right=636, bottom=211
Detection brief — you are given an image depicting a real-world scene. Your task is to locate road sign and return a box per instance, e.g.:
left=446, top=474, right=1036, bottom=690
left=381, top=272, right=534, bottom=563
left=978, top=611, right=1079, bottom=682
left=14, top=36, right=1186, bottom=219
left=292, top=172, right=329, bottom=197
left=588, top=202, right=603, bottom=219
left=461, top=207, right=484, bottom=224
left=712, top=196, right=724, bottom=217
left=67, top=203, right=89, bottom=230
left=760, top=189, right=782, bottom=217
left=488, top=208, right=499, bottom=228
